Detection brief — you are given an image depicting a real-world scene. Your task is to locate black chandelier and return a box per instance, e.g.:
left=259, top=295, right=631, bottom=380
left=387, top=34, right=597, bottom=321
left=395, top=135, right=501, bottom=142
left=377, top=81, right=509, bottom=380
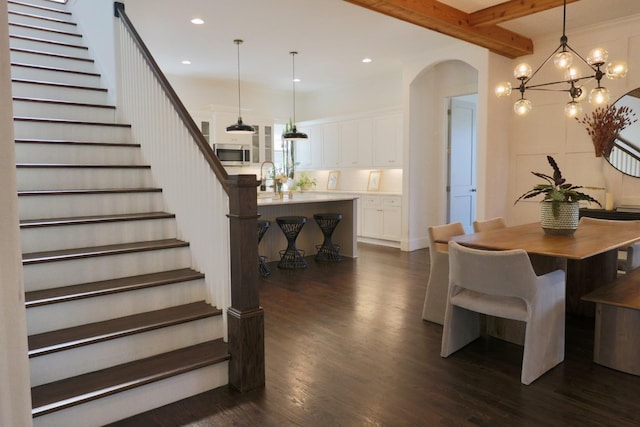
left=282, top=51, right=308, bottom=140
left=226, top=39, right=255, bottom=134
left=495, top=0, right=628, bottom=117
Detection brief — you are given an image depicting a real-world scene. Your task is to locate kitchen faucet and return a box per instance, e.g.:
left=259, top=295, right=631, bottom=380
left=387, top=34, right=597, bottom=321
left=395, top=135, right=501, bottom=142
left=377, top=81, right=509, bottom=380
left=259, top=161, right=276, bottom=192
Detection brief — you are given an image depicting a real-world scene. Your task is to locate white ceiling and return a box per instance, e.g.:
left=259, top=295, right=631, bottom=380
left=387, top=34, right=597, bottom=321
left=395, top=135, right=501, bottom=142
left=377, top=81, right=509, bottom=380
left=121, top=0, right=640, bottom=93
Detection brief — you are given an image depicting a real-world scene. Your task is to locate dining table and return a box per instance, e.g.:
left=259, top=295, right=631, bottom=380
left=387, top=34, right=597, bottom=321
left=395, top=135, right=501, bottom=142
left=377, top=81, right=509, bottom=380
left=447, top=221, right=640, bottom=316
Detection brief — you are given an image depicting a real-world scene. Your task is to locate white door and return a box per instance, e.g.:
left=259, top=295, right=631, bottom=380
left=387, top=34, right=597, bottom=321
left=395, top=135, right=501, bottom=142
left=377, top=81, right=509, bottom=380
left=447, top=96, right=477, bottom=233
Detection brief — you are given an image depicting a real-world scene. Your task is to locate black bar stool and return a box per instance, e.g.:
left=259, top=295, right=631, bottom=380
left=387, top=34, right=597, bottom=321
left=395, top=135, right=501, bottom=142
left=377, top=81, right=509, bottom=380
left=257, top=220, right=271, bottom=277
left=314, top=213, right=343, bottom=262
left=276, top=216, right=307, bottom=269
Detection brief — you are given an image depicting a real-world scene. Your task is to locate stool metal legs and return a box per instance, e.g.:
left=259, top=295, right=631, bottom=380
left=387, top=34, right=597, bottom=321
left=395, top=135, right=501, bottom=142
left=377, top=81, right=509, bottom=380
left=276, top=216, right=307, bottom=269
left=314, top=213, right=342, bottom=262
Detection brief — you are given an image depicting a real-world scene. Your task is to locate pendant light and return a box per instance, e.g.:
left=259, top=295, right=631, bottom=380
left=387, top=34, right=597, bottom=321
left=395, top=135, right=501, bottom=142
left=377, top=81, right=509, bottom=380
left=226, top=39, right=255, bottom=134
left=282, top=51, right=308, bottom=140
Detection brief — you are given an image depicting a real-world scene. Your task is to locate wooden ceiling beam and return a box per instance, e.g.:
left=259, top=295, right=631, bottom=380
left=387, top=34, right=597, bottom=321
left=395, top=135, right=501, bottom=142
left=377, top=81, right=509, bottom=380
left=469, top=0, right=579, bottom=27
left=344, top=0, right=542, bottom=58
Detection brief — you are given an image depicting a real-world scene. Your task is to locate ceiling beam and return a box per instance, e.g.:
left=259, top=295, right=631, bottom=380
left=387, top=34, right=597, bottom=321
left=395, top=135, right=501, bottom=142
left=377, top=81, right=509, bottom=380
left=344, top=0, right=536, bottom=58
left=469, top=0, right=579, bottom=27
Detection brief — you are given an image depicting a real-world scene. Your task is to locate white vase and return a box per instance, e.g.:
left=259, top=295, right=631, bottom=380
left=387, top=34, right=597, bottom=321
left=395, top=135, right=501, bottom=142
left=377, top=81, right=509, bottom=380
left=540, top=201, right=579, bottom=236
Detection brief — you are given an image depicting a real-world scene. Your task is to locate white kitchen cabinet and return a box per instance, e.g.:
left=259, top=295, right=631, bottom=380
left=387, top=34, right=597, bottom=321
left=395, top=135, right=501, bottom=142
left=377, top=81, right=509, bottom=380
left=322, top=122, right=340, bottom=168
left=361, top=194, right=401, bottom=241
left=295, top=125, right=323, bottom=169
left=373, top=114, right=402, bottom=167
left=339, top=118, right=372, bottom=168
left=250, top=124, right=273, bottom=165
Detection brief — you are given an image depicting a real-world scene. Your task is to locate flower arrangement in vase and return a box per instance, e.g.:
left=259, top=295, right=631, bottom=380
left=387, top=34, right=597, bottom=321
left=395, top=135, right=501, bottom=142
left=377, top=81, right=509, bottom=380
left=576, top=105, right=637, bottom=158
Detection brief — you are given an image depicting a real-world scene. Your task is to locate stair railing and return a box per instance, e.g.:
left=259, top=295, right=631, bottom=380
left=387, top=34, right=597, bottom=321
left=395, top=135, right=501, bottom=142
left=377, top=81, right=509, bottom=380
left=114, top=2, right=264, bottom=392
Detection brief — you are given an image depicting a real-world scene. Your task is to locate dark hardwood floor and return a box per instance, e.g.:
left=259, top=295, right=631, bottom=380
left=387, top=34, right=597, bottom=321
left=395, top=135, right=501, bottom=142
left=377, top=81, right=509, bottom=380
left=109, top=243, right=640, bottom=426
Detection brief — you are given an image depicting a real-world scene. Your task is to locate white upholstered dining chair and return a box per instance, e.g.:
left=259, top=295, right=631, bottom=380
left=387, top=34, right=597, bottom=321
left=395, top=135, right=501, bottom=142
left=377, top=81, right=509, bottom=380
left=422, top=222, right=465, bottom=325
left=472, top=217, right=506, bottom=233
left=579, top=216, right=640, bottom=273
left=441, top=241, right=566, bottom=385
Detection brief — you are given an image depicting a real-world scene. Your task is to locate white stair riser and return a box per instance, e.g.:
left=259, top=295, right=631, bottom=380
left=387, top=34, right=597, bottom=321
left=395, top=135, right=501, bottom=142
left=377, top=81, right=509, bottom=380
left=32, top=362, right=228, bottom=427
left=10, top=49, right=95, bottom=73
left=30, top=313, right=220, bottom=386
left=15, top=143, right=142, bottom=165
left=10, top=36, right=89, bottom=58
left=9, top=22, right=82, bottom=45
left=11, top=0, right=68, bottom=12
left=13, top=100, right=115, bottom=122
left=26, top=278, right=207, bottom=336
left=8, top=3, right=71, bottom=20
left=23, top=246, right=192, bottom=291
left=11, top=64, right=101, bottom=87
left=18, top=192, right=165, bottom=220
left=14, top=120, right=130, bottom=142
left=8, top=12, right=77, bottom=33
left=12, top=81, right=108, bottom=104
left=16, top=167, right=154, bottom=191
left=21, top=217, right=176, bottom=253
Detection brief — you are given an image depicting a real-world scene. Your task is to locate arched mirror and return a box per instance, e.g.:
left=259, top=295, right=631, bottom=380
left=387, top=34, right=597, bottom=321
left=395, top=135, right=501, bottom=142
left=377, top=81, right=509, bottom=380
left=607, top=88, right=640, bottom=177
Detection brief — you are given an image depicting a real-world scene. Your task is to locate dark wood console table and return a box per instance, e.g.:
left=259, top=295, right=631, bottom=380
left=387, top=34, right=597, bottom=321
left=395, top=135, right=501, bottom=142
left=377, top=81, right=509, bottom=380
left=579, top=208, right=640, bottom=221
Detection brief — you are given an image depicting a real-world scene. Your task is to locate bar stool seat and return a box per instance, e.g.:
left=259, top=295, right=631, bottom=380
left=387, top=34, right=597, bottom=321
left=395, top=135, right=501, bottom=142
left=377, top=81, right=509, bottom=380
left=276, top=216, right=307, bottom=269
left=314, top=213, right=342, bottom=262
left=257, top=219, right=271, bottom=277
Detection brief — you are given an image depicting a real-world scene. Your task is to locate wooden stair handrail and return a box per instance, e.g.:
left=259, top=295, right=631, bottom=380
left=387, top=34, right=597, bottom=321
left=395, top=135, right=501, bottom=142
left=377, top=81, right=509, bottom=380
left=114, top=2, right=264, bottom=392
left=113, top=2, right=230, bottom=193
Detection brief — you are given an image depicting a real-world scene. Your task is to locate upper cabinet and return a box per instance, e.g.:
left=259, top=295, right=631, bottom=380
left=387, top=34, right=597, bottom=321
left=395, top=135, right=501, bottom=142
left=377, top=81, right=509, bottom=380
left=373, top=114, right=402, bottom=167
left=297, top=110, right=402, bottom=170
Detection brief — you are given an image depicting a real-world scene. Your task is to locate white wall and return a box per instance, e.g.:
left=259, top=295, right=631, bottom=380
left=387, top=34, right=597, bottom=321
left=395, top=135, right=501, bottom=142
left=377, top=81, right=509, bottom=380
left=508, top=15, right=640, bottom=225
left=0, top=1, right=33, bottom=424
left=66, top=0, right=117, bottom=104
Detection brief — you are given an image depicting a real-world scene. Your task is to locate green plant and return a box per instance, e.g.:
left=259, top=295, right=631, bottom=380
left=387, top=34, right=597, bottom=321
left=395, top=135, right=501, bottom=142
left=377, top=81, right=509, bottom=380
left=515, top=155, right=601, bottom=217
left=294, top=171, right=316, bottom=190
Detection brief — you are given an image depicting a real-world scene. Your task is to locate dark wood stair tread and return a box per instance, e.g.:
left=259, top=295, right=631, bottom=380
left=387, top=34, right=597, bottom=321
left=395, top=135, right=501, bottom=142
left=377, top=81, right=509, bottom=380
left=11, top=62, right=95, bottom=76
left=8, top=0, right=72, bottom=16
left=23, top=238, right=188, bottom=265
left=13, top=96, right=114, bottom=109
left=21, top=212, right=175, bottom=228
left=14, top=116, right=129, bottom=126
left=8, top=21, right=80, bottom=38
left=25, top=268, right=204, bottom=308
left=16, top=163, right=150, bottom=169
left=8, top=9, right=77, bottom=26
left=28, top=301, right=221, bottom=357
left=31, top=338, right=229, bottom=417
left=15, top=138, right=140, bottom=147
left=12, top=79, right=107, bottom=91
left=10, top=47, right=94, bottom=62
left=10, top=34, right=87, bottom=50
left=18, top=187, right=162, bottom=196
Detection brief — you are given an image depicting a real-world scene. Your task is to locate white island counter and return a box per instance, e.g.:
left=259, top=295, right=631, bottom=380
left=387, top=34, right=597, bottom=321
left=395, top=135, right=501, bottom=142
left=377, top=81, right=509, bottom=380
left=257, top=192, right=358, bottom=264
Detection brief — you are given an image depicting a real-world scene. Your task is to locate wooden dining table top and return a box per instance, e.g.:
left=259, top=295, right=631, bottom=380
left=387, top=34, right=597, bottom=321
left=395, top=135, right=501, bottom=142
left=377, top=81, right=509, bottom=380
left=447, top=221, right=640, bottom=260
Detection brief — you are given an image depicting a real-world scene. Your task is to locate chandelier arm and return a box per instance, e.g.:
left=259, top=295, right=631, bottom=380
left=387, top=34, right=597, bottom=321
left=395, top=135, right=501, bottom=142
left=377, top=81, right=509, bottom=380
left=523, top=44, right=564, bottom=85
left=525, top=74, right=596, bottom=91
left=564, top=43, right=598, bottom=71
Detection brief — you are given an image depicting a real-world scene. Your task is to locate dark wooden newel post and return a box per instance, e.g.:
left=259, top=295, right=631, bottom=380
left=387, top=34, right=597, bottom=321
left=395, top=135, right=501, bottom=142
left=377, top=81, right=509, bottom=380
left=226, top=174, right=265, bottom=392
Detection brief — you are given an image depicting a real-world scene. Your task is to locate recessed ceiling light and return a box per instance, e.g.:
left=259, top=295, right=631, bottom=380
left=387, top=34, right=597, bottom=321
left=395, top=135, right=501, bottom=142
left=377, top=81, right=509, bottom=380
left=362, top=58, right=372, bottom=63
left=293, top=78, right=301, bottom=83
left=182, top=60, right=192, bottom=65
left=191, top=18, right=204, bottom=25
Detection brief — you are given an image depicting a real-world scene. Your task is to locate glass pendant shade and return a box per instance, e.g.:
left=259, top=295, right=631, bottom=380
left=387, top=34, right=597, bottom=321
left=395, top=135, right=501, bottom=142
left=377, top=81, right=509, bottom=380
left=514, top=98, right=532, bottom=115
left=495, top=82, right=512, bottom=97
left=589, top=87, right=610, bottom=105
left=564, top=101, right=582, bottom=117
left=587, top=48, right=608, bottom=66
left=606, top=61, right=628, bottom=79
left=564, top=67, right=581, bottom=81
left=514, top=63, right=532, bottom=80
left=227, top=39, right=255, bottom=135
left=554, top=51, right=573, bottom=69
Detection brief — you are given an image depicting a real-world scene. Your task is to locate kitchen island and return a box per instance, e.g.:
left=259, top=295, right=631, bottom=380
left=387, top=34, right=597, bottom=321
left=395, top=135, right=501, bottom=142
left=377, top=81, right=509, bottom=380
left=257, top=193, right=358, bottom=264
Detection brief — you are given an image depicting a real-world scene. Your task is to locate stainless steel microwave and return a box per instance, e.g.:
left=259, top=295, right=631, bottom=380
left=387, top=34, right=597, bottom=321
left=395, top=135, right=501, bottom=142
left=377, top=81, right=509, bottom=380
left=214, top=144, right=251, bottom=165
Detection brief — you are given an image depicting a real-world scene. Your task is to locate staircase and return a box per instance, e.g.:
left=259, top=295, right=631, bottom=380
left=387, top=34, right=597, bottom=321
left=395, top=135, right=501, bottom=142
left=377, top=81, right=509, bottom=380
left=8, top=0, right=230, bottom=425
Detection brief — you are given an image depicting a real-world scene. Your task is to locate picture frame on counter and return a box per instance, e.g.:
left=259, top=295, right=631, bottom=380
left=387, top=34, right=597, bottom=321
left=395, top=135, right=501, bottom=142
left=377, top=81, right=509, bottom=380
left=327, top=170, right=340, bottom=190
left=367, top=170, right=382, bottom=191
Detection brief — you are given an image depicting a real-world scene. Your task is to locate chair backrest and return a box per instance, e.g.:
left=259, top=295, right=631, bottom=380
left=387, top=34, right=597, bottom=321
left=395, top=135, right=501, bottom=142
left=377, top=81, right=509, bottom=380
left=428, top=222, right=465, bottom=252
left=448, top=241, right=538, bottom=301
left=473, top=217, right=506, bottom=233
